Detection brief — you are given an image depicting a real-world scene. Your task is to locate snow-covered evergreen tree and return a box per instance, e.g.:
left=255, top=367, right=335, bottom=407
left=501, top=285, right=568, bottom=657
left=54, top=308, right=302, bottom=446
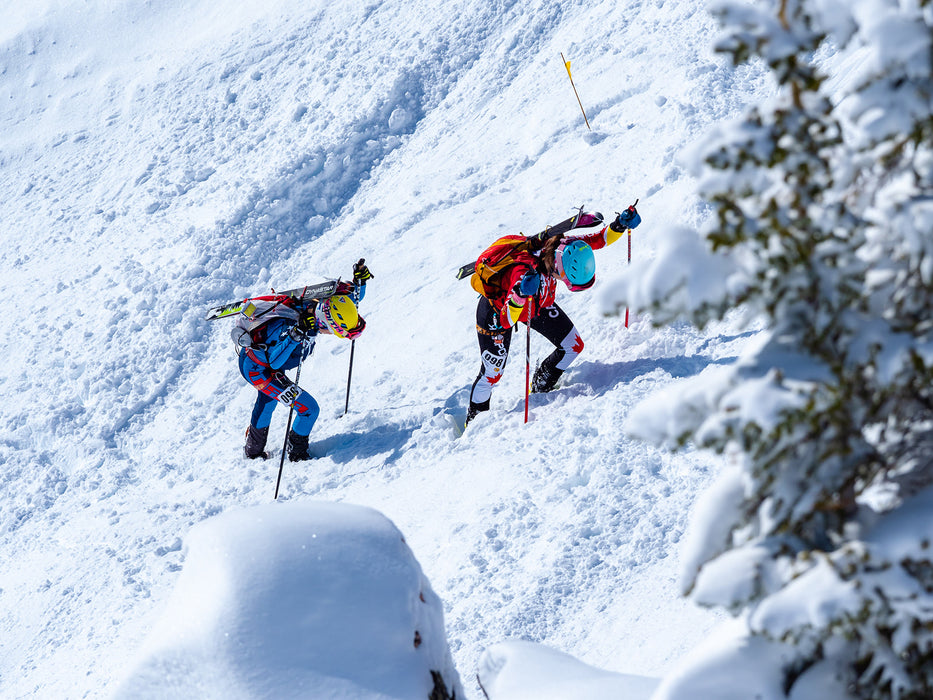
left=622, top=1, right=933, bottom=697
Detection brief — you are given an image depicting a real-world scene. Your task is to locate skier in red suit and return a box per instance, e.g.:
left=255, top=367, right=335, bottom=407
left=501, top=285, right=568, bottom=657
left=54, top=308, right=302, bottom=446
left=466, top=206, right=641, bottom=426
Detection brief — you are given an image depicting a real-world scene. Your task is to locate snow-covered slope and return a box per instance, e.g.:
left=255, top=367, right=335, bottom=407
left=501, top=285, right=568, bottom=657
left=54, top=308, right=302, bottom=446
left=0, top=1, right=767, bottom=697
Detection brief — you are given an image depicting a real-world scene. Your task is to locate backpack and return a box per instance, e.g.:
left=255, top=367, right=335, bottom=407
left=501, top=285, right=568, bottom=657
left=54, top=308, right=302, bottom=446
left=469, top=235, right=536, bottom=298
left=231, top=296, right=301, bottom=350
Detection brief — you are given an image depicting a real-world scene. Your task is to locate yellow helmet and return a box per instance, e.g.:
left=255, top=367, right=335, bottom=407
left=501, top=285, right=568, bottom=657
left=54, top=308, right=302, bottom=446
left=315, top=295, right=358, bottom=337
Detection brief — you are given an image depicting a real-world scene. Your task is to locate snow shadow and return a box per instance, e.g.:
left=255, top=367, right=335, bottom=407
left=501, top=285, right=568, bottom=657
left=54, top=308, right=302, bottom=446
left=561, top=330, right=759, bottom=396
left=567, top=352, right=737, bottom=397
left=314, top=418, right=423, bottom=466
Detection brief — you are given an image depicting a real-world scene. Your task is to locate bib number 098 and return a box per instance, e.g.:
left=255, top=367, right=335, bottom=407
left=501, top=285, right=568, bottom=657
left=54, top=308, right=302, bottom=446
left=279, top=384, right=301, bottom=406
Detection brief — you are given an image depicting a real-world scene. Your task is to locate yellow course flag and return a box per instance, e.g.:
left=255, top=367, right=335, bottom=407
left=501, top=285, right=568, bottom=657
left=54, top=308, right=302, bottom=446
left=560, top=52, right=590, bottom=130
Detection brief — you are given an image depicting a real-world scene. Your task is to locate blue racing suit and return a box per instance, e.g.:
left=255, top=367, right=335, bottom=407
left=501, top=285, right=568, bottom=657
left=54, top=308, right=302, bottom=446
left=238, top=318, right=321, bottom=437
left=236, top=284, right=366, bottom=437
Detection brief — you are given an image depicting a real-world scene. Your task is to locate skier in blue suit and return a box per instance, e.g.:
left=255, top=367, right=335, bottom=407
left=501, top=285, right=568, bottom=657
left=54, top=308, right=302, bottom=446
left=236, top=261, right=372, bottom=461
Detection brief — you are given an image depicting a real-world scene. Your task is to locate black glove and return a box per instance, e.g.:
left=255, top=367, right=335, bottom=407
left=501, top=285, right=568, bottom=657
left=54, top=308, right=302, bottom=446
left=291, top=307, right=316, bottom=339
left=353, top=258, right=373, bottom=284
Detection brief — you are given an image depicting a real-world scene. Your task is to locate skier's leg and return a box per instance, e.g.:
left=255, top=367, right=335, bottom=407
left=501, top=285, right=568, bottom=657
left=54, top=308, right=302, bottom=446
left=254, top=370, right=320, bottom=435
left=239, top=353, right=273, bottom=458
left=250, top=391, right=277, bottom=429
left=244, top=423, right=270, bottom=459
left=262, top=372, right=320, bottom=461
left=239, top=353, right=320, bottom=457
left=529, top=303, right=583, bottom=393
left=467, top=298, right=512, bottom=423
left=286, top=390, right=321, bottom=437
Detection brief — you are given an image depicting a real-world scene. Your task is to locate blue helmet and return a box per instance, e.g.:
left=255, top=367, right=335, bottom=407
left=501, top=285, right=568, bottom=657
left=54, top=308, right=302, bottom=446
left=555, top=239, right=595, bottom=291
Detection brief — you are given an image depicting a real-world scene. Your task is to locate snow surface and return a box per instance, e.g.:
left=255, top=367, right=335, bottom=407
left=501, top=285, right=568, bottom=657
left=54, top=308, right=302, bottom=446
left=113, top=501, right=461, bottom=699
left=0, top=0, right=773, bottom=698
left=478, top=640, right=659, bottom=699
left=650, top=618, right=793, bottom=700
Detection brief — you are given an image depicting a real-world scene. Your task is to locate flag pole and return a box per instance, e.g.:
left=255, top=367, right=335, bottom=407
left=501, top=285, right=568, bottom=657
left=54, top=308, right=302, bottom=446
left=561, top=52, right=591, bottom=130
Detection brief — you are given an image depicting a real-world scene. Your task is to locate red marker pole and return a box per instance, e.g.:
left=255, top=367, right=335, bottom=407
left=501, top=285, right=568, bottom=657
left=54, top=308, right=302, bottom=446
left=524, top=298, right=535, bottom=423
left=624, top=230, right=632, bottom=328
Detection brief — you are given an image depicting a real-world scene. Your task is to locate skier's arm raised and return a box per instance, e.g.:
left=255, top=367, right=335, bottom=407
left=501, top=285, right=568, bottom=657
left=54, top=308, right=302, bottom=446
left=569, top=203, right=641, bottom=250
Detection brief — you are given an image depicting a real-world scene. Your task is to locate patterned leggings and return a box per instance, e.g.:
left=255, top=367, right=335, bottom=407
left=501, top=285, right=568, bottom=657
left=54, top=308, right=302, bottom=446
left=469, top=297, right=583, bottom=407
left=238, top=352, right=320, bottom=436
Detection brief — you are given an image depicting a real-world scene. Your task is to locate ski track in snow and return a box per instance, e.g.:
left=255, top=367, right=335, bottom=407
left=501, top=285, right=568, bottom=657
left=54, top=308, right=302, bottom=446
left=0, top=0, right=769, bottom=697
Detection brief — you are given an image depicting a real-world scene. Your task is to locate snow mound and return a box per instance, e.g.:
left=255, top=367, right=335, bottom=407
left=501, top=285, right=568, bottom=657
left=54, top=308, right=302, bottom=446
left=477, top=640, right=659, bottom=700
left=114, top=501, right=462, bottom=699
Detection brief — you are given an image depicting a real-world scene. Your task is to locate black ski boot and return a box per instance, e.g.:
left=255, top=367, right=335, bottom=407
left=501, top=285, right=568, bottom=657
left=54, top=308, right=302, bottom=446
left=531, top=353, right=564, bottom=394
left=464, top=399, right=489, bottom=428
left=244, top=425, right=270, bottom=460
left=287, top=431, right=313, bottom=462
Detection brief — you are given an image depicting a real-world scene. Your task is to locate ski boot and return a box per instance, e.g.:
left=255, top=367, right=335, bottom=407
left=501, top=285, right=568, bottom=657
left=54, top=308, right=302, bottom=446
left=287, top=431, right=313, bottom=462
left=244, top=425, right=269, bottom=460
left=531, top=355, right=564, bottom=394
left=464, top=399, right=489, bottom=428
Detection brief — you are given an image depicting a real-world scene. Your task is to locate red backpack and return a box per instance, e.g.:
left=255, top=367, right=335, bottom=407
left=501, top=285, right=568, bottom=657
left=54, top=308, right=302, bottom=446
left=469, top=235, right=536, bottom=298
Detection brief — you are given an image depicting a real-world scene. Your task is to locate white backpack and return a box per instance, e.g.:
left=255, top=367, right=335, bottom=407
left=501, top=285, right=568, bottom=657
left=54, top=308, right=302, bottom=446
left=230, top=298, right=300, bottom=350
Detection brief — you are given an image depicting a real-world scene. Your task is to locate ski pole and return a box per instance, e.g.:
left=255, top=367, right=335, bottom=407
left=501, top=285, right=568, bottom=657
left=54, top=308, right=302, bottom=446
left=343, top=339, right=356, bottom=416
left=625, top=229, right=632, bottom=328
left=623, top=198, right=638, bottom=328
left=274, top=361, right=302, bottom=501
left=524, top=297, right=534, bottom=424
left=342, top=273, right=367, bottom=417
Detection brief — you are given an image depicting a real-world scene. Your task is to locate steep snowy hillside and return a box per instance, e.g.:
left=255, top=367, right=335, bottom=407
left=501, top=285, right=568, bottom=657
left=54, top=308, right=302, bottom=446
left=0, top=0, right=767, bottom=697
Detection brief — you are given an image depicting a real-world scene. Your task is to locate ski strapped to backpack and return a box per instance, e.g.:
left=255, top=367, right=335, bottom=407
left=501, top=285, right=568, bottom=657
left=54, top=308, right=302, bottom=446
left=457, top=208, right=605, bottom=298
left=204, top=280, right=339, bottom=321
left=455, top=207, right=604, bottom=283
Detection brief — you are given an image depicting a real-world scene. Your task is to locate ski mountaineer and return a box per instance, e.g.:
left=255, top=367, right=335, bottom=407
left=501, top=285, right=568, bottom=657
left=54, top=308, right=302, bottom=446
left=466, top=206, right=641, bottom=426
left=236, top=260, right=373, bottom=461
